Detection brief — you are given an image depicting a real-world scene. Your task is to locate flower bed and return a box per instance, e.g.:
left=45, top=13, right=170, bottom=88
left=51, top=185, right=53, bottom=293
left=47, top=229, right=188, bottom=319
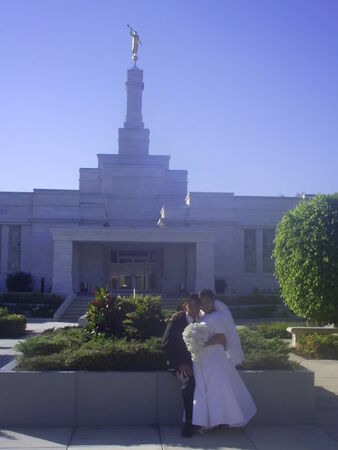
left=13, top=291, right=299, bottom=371
left=294, top=332, right=338, bottom=359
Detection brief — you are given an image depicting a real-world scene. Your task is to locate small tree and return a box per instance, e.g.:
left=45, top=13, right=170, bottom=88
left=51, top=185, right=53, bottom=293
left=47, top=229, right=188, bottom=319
left=273, top=194, right=338, bottom=325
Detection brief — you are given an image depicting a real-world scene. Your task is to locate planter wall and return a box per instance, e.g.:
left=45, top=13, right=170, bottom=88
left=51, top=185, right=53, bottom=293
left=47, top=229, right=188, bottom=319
left=0, top=368, right=315, bottom=427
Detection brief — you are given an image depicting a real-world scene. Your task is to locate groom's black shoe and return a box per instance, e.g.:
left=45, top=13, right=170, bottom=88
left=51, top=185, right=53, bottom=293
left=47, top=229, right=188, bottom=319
left=181, top=421, right=194, bottom=438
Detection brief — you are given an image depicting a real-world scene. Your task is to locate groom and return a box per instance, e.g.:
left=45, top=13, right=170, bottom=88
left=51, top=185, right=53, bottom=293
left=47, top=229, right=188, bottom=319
left=161, top=294, right=202, bottom=438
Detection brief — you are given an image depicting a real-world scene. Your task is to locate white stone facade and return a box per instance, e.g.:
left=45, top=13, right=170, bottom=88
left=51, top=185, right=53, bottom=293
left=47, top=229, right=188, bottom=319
left=0, top=65, right=303, bottom=297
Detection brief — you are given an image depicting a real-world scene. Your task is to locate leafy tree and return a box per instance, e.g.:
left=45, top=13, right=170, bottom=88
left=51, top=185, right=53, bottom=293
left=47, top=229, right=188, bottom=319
left=273, top=194, right=338, bottom=325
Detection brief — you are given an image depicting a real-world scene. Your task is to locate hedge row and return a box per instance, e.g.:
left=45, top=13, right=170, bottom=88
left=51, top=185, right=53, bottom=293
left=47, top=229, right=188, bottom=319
left=15, top=326, right=297, bottom=371
left=16, top=332, right=167, bottom=371
left=0, top=308, right=27, bottom=338
left=217, top=294, right=283, bottom=306
left=295, top=333, right=338, bottom=359
left=0, top=293, right=64, bottom=318
left=230, top=305, right=288, bottom=319
left=247, top=321, right=304, bottom=339
left=0, top=293, right=64, bottom=306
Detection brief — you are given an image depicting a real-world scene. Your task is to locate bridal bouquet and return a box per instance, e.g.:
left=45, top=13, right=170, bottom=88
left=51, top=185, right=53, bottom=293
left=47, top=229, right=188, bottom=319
left=183, top=322, right=209, bottom=363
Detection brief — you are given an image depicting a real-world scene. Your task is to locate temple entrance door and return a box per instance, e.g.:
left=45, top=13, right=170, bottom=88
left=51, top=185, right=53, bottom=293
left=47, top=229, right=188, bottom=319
left=109, top=250, right=157, bottom=293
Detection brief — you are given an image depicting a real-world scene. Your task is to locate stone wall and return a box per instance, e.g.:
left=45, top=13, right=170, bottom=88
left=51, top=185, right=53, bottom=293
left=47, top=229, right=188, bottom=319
left=0, top=369, right=315, bottom=427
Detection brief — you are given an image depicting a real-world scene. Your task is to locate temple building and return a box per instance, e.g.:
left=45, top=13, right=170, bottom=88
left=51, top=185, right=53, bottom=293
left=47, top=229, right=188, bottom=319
left=0, top=63, right=304, bottom=299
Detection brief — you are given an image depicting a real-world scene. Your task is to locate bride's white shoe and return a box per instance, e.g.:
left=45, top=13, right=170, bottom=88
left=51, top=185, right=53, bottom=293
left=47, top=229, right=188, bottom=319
left=197, top=426, right=210, bottom=434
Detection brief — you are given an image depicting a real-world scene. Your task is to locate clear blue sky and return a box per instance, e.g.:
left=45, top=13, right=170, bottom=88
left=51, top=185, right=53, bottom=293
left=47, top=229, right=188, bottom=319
left=1, top=0, right=337, bottom=196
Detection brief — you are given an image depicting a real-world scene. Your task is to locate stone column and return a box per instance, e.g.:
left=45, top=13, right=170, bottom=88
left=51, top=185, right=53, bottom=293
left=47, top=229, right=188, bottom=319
left=72, top=242, right=80, bottom=294
left=186, top=244, right=195, bottom=292
left=0, top=225, right=9, bottom=274
left=52, top=239, right=73, bottom=295
left=256, top=229, right=263, bottom=273
left=194, top=240, right=215, bottom=292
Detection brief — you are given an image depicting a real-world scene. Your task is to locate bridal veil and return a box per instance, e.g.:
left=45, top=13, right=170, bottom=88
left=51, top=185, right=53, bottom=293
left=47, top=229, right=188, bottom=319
left=214, top=299, right=244, bottom=367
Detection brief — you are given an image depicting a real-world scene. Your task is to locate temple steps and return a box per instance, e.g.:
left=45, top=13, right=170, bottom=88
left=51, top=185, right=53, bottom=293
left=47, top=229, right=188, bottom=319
left=60, top=297, right=92, bottom=322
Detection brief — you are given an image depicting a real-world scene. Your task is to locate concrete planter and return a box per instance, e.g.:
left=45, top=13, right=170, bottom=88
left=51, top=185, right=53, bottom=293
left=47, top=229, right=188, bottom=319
left=0, top=368, right=314, bottom=427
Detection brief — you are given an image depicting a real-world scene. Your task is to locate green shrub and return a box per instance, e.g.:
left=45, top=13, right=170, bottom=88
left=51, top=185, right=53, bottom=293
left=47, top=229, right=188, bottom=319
left=86, top=289, right=130, bottom=337
left=221, top=294, right=283, bottom=306
left=15, top=325, right=297, bottom=371
left=86, top=288, right=165, bottom=340
left=64, top=337, right=166, bottom=371
left=6, top=271, right=33, bottom=292
left=0, top=293, right=64, bottom=318
left=0, top=293, right=64, bottom=306
left=239, top=351, right=298, bottom=370
left=0, top=305, right=25, bottom=315
left=30, top=306, right=55, bottom=318
left=0, top=310, right=26, bottom=337
left=238, top=328, right=290, bottom=356
left=16, top=335, right=69, bottom=357
left=162, top=309, right=175, bottom=324
left=237, top=327, right=296, bottom=370
left=16, top=335, right=167, bottom=371
left=0, top=307, right=9, bottom=317
left=274, top=194, right=338, bottom=325
left=229, top=305, right=288, bottom=319
left=16, top=353, right=67, bottom=371
left=295, top=333, right=338, bottom=359
left=123, top=295, right=164, bottom=340
left=248, top=321, right=302, bottom=339
left=16, top=327, right=85, bottom=357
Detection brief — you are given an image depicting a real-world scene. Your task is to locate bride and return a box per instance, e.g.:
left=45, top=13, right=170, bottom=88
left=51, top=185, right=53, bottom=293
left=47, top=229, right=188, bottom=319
left=192, top=289, right=257, bottom=430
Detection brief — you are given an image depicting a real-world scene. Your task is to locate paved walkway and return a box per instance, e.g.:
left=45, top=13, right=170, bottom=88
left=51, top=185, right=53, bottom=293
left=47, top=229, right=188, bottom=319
left=289, top=353, right=338, bottom=443
left=0, top=423, right=337, bottom=449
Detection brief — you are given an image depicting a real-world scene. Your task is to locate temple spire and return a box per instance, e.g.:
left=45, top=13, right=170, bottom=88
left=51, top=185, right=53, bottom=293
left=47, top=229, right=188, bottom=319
left=118, top=30, right=149, bottom=156
left=124, top=65, right=144, bottom=128
left=118, top=66, right=150, bottom=155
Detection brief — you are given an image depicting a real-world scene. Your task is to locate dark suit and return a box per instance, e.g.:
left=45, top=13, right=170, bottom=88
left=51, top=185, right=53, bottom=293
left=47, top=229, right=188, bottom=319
left=161, top=311, right=195, bottom=422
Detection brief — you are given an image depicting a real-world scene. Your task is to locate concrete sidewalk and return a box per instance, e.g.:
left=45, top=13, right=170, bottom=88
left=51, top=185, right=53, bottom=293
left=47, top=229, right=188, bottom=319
left=0, top=424, right=337, bottom=449
left=289, top=353, right=338, bottom=443
left=25, top=321, right=78, bottom=334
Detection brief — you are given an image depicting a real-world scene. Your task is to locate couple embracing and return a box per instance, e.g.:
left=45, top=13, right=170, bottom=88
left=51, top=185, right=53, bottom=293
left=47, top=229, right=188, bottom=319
left=161, top=289, right=257, bottom=438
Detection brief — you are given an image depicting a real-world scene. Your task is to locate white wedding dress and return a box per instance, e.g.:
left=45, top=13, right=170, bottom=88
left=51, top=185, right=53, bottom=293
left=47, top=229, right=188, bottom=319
left=192, top=302, right=257, bottom=428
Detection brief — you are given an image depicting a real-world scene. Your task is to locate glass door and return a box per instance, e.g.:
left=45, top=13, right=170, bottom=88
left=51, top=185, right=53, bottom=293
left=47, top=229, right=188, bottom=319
left=109, top=250, right=157, bottom=293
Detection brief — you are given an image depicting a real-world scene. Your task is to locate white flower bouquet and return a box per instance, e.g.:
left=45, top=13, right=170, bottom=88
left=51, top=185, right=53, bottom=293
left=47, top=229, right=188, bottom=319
left=183, top=322, right=209, bottom=362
